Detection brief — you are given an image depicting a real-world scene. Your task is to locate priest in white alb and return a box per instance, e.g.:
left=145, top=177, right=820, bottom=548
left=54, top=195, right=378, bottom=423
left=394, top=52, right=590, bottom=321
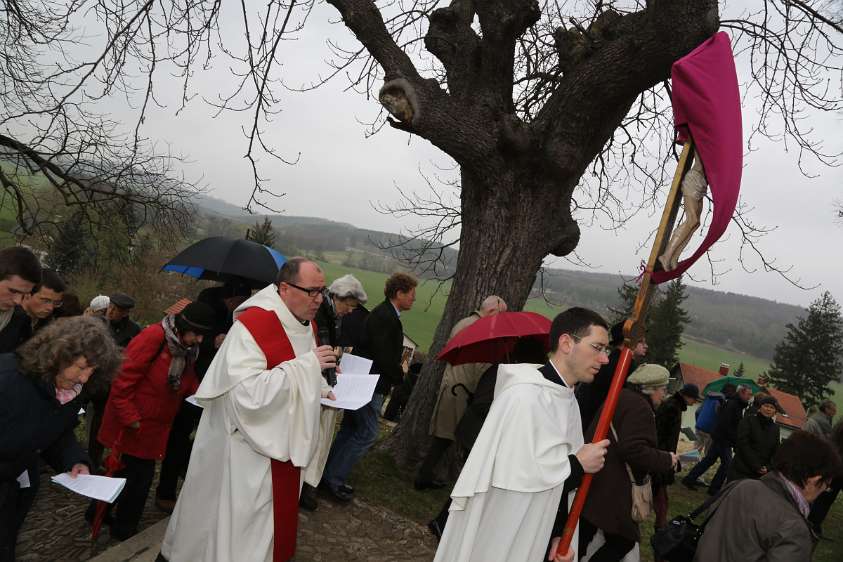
left=433, top=307, right=612, bottom=562
left=159, top=258, right=337, bottom=562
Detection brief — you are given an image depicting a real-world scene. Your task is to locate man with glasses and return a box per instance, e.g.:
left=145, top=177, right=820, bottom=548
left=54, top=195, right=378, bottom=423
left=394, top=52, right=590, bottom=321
left=433, top=307, right=612, bottom=562
left=20, top=269, right=66, bottom=338
left=160, top=257, right=337, bottom=562
left=0, top=247, right=41, bottom=353
left=576, top=321, right=649, bottom=431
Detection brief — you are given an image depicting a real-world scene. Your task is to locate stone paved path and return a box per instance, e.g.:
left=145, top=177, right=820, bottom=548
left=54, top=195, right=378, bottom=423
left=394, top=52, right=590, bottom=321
left=18, top=469, right=437, bottom=561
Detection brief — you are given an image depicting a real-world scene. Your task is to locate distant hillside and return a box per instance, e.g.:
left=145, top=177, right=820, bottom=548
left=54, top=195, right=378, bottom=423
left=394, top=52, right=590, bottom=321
left=194, top=197, right=805, bottom=359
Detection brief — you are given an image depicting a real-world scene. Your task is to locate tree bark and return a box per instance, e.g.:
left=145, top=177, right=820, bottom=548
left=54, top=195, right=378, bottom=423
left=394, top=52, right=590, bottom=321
left=332, top=0, right=722, bottom=467
left=382, top=162, right=579, bottom=464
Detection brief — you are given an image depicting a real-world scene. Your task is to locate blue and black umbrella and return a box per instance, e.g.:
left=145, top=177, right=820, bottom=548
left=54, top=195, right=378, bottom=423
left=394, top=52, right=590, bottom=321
left=162, top=237, right=286, bottom=288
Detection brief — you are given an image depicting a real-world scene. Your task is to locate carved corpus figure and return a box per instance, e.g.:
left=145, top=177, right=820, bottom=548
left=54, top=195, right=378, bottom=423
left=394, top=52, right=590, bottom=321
left=659, top=152, right=708, bottom=271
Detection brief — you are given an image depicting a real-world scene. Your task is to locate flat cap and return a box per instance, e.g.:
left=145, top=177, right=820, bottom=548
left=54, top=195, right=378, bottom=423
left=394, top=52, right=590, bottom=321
left=109, top=292, right=135, bottom=309
left=627, top=363, right=670, bottom=388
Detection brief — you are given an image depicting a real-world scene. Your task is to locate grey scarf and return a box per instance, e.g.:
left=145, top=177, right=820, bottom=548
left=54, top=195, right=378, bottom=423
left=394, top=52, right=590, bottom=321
left=161, top=315, right=199, bottom=390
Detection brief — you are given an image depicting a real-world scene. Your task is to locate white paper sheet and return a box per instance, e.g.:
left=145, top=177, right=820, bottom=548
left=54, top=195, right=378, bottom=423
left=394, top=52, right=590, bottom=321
left=338, top=353, right=373, bottom=375
left=321, top=374, right=380, bottom=411
left=16, top=471, right=30, bottom=489
left=78, top=407, right=85, bottom=415
left=51, top=473, right=127, bottom=503
left=185, top=395, right=202, bottom=408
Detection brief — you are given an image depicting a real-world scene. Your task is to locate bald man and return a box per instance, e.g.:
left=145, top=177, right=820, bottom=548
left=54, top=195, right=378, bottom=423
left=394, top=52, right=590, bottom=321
left=415, top=296, right=508, bottom=490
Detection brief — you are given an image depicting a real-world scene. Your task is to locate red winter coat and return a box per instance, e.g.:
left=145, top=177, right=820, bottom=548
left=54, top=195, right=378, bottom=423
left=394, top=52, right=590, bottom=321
left=97, top=323, right=199, bottom=460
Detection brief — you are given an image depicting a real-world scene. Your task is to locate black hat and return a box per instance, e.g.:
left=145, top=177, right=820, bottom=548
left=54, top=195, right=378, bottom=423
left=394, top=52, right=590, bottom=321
left=178, top=302, right=216, bottom=334
left=757, top=395, right=780, bottom=409
left=109, top=293, right=135, bottom=309
left=679, top=383, right=701, bottom=401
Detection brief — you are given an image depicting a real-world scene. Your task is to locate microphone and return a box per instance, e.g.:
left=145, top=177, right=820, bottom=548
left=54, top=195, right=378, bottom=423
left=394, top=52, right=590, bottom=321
left=317, top=325, right=337, bottom=387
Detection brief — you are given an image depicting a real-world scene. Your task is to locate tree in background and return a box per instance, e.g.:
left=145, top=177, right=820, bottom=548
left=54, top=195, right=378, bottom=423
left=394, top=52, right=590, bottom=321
left=734, top=362, right=746, bottom=377
left=765, top=292, right=843, bottom=408
left=246, top=217, right=277, bottom=248
left=608, top=280, right=642, bottom=325
left=646, top=278, right=690, bottom=369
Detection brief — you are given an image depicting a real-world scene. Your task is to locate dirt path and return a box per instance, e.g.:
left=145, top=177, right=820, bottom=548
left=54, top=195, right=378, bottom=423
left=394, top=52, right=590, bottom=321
left=17, top=469, right=437, bottom=561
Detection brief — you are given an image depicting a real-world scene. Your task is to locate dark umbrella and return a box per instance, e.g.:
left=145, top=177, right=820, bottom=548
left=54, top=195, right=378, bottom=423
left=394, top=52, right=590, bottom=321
left=437, top=311, right=551, bottom=365
left=162, top=237, right=286, bottom=288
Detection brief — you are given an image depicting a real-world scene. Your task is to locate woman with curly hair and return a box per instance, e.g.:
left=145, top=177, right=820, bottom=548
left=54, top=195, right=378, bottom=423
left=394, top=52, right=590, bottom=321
left=0, top=316, right=121, bottom=562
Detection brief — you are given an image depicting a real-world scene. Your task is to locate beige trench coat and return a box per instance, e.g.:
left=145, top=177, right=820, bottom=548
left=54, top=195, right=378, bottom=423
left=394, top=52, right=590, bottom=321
left=429, top=313, right=490, bottom=440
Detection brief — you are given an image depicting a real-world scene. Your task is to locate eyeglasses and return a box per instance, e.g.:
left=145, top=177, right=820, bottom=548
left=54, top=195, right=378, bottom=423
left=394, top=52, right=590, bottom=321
left=37, top=296, right=64, bottom=307
left=285, top=282, right=327, bottom=299
left=570, top=334, right=612, bottom=356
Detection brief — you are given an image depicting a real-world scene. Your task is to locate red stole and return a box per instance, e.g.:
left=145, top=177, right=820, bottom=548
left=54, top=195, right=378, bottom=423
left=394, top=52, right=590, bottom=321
left=237, top=307, right=318, bottom=562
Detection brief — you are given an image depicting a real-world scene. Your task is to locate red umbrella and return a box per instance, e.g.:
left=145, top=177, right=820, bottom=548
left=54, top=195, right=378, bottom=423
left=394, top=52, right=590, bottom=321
left=436, top=311, right=551, bottom=365
left=90, top=436, right=125, bottom=539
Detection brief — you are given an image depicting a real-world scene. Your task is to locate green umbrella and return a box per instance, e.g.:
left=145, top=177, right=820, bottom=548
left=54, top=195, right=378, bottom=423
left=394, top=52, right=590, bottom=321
left=703, top=376, right=761, bottom=395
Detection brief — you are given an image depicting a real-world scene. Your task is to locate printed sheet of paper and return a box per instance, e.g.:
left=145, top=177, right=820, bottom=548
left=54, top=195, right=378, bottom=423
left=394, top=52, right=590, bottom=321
left=16, top=471, right=30, bottom=489
left=51, top=473, right=127, bottom=503
left=185, top=395, right=202, bottom=408
left=321, top=374, right=380, bottom=411
left=338, top=353, right=373, bottom=375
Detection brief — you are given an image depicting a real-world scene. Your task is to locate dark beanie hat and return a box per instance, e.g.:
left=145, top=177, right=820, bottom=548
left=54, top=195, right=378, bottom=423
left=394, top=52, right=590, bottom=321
left=178, top=302, right=216, bottom=334
left=757, top=395, right=779, bottom=408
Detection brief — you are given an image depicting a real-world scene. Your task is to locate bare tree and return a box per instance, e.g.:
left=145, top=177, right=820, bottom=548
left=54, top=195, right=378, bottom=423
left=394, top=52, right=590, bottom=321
left=2, top=1, right=841, bottom=466
left=318, top=0, right=841, bottom=464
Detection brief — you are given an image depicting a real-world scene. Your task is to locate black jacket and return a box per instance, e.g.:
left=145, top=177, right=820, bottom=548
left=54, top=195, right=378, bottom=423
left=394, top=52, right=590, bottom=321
left=109, top=316, right=142, bottom=348
left=0, top=307, right=31, bottom=354
left=193, top=287, right=236, bottom=380
left=356, top=300, right=404, bottom=395
left=654, top=392, right=688, bottom=485
left=728, top=412, right=780, bottom=481
left=0, top=353, right=89, bottom=483
left=337, top=304, right=369, bottom=350
left=712, top=395, right=748, bottom=446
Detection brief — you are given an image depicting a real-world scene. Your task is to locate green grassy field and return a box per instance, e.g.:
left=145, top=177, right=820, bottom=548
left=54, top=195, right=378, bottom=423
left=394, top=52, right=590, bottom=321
left=317, top=260, right=840, bottom=409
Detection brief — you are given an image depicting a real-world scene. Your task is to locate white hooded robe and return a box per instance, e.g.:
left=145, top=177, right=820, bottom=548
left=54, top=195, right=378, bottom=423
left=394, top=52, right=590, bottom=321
left=161, top=285, right=329, bottom=562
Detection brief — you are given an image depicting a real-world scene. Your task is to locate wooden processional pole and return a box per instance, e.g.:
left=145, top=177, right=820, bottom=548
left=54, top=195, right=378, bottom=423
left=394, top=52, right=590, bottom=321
left=553, top=138, right=697, bottom=558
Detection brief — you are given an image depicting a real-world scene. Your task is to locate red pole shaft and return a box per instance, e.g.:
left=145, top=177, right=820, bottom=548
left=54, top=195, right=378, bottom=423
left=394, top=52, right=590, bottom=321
left=554, top=346, right=634, bottom=557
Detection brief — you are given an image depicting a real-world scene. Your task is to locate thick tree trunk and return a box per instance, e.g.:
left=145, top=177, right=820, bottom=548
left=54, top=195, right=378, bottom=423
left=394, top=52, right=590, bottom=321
left=381, top=163, right=579, bottom=466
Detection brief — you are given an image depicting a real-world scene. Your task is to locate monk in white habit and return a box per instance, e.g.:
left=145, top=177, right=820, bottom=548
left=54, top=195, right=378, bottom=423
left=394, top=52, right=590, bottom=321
left=159, top=258, right=337, bottom=562
left=433, top=307, right=612, bottom=562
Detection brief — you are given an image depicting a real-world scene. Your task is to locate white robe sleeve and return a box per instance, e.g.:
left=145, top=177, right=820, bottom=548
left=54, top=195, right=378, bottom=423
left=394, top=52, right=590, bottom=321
left=213, top=322, right=324, bottom=466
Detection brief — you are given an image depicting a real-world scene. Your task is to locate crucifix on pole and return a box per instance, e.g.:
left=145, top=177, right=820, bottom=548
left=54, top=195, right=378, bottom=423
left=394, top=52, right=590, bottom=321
left=554, top=138, right=697, bottom=557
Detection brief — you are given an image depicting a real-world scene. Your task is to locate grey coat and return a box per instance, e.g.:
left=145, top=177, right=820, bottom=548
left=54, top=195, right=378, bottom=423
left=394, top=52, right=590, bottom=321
left=694, top=473, right=816, bottom=562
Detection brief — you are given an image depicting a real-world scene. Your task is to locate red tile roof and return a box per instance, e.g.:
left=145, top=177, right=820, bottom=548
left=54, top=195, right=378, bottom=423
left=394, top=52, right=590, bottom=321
left=675, top=363, right=722, bottom=391
left=768, top=388, right=807, bottom=430
left=675, top=363, right=807, bottom=430
left=164, top=298, right=192, bottom=316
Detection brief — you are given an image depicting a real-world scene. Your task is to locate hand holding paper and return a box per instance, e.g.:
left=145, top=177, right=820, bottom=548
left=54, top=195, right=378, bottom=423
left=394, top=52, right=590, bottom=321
left=321, top=374, right=380, bottom=411
left=51, top=473, right=126, bottom=503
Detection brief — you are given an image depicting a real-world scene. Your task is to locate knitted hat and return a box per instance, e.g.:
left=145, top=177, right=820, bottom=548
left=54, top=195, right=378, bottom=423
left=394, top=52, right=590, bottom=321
left=89, top=295, right=110, bottom=311
left=178, top=302, right=216, bottom=334
left=627, top=363, right=670, bottom=389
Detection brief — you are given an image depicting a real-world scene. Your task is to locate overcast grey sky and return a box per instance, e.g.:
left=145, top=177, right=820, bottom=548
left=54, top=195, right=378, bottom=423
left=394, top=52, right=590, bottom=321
left=100, top=2, right=842, bottom=309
